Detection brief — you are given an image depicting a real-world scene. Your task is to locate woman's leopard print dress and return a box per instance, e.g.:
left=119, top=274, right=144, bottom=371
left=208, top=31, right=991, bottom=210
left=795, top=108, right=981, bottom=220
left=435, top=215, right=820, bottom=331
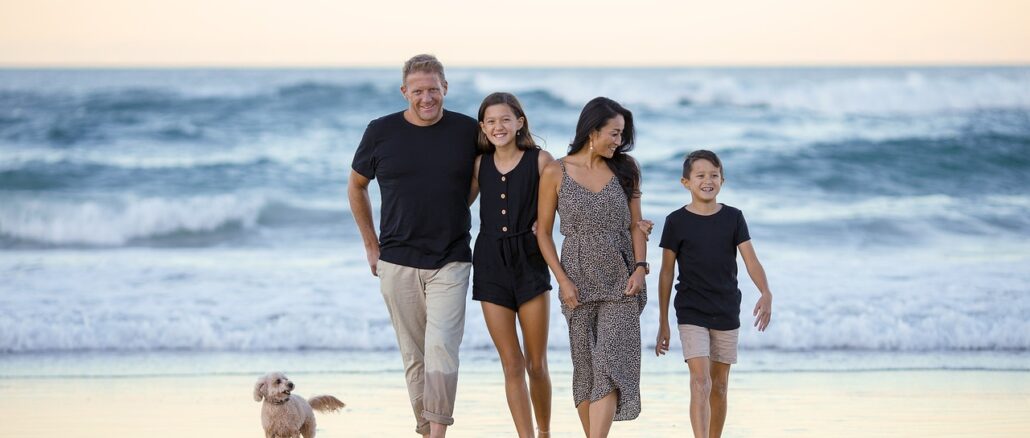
left=557, top=159, right=646, bottom=421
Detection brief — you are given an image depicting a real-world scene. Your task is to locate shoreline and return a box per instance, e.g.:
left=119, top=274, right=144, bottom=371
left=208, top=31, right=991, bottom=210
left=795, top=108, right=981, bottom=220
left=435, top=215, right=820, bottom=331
left=2, top=349, right=1027, bottom=378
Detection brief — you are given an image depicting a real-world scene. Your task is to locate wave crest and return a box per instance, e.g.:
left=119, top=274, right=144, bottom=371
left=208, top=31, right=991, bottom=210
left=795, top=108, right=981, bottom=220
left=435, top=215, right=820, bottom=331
left=470, top=68, right=1030, bottom=114
left=0, top=194, right=266, bottom=246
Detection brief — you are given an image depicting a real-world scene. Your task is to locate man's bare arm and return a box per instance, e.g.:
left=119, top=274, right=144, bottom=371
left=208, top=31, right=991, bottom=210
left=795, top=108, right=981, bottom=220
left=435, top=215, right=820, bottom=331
left=347, top=170, right=380, bottom=276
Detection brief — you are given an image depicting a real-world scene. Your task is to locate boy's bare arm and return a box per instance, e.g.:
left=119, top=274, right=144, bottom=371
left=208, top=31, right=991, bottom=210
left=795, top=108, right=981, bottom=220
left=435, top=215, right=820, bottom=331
left=739, top=240, right=772, bottom=331
left=656, top=248, right=677, bottom=356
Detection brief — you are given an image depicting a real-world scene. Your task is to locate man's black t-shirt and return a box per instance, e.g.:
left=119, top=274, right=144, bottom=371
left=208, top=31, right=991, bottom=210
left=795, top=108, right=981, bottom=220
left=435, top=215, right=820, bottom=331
left=659, top=204, right=751, bottom=330
left=351, top=110, right=479, bottom=269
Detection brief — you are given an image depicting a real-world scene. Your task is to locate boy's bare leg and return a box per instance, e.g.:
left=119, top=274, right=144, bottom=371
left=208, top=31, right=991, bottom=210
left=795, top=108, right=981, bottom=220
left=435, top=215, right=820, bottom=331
left=708, top=361, right=731, bottom=438
left=686, top=357, right=712, bottom=438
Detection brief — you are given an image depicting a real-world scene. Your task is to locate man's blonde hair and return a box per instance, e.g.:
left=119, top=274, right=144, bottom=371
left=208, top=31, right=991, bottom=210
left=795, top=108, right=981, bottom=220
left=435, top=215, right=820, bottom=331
left=403, top=54, right=446, bottom=84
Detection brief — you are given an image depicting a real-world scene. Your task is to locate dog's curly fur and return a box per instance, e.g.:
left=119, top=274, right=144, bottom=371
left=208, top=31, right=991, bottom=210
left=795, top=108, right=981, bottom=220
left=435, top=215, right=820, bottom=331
left=254, top=372, right=346, bottom=438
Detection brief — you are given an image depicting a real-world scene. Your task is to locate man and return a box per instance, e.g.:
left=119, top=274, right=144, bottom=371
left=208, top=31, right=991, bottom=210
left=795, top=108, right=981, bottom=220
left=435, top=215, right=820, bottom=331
left=348, top=54, right=479, bottom=437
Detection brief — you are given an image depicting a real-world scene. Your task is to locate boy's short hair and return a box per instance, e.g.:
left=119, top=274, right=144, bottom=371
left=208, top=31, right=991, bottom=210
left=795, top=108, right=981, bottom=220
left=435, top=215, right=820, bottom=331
left=403, top=54, right=446, bottom=84
left=683, top=149, right=724, bottom=178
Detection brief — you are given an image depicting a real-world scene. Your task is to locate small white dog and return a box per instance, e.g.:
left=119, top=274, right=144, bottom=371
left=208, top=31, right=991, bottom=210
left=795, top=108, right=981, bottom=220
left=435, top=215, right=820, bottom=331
left=253, top=372, right=346, bottom=438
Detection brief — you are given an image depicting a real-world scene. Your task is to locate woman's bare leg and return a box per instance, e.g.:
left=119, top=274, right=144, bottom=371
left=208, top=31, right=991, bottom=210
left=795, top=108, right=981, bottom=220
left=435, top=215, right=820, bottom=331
left=588, top=391, right=617, bottom=438
left=576, top=400, right=590, bottom=436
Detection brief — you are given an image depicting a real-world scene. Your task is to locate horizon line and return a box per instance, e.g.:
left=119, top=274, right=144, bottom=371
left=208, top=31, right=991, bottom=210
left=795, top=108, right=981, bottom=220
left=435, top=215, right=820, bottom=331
left=2, top=61, right=1029, bottom=70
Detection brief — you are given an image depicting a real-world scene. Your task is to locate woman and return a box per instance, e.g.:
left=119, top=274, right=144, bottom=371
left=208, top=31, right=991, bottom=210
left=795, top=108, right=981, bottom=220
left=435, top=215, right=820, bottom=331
left=470, top=92, right=555, bottom=438
left=536, top=97, right=648, bottom=438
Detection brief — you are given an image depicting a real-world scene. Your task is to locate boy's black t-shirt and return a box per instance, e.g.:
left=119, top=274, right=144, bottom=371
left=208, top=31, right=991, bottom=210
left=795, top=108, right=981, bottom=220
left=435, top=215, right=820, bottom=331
left=659, top=204, right=751, bottom=330
left=351, top=110, right=479, bottom=269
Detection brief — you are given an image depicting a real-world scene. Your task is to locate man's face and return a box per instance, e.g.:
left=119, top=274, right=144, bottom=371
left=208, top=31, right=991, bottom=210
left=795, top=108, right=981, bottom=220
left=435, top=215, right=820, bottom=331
left=401, top=71, right=447, bottom=126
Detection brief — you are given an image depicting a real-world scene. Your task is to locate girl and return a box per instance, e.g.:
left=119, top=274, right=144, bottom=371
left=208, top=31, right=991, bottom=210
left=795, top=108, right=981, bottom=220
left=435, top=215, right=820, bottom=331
left=471, top=92, right=555, bottom=438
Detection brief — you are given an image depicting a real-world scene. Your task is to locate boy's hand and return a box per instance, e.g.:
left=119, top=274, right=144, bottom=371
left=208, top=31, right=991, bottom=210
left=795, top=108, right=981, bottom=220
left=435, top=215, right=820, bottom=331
left=753, top=292, right=773, bottom=331
left=655, top=322, right=670, bottom=356
left=559, top=279, right=580, bottom=310
left=636, top=219, right=655, bottom=241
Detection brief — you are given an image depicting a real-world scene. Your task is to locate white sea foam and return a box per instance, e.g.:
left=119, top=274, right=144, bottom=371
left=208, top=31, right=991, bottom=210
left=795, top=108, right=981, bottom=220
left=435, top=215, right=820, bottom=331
left=0, top=243, right=1027, bottom=354
left=0, top=129, right=350, bottom=171
left=470, top=68, right=1030, bottom=114
left=0, top=194, right=267, bottom=245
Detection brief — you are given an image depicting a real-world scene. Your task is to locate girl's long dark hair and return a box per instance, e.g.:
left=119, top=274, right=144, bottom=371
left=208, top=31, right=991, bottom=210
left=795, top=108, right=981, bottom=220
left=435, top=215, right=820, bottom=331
left=568, top=97, right=639, bottom=201
left=476, top=92, right=539, bottom=153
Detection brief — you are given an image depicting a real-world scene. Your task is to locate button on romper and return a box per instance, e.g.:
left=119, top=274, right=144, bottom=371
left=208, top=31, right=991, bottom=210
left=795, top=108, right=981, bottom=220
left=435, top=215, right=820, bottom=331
left=557, top=159, right=646, bottom=420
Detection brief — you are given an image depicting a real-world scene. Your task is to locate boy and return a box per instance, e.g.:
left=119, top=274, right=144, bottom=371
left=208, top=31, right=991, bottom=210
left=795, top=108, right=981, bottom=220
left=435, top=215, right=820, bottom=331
left=655, top=149, right=773, bottom=438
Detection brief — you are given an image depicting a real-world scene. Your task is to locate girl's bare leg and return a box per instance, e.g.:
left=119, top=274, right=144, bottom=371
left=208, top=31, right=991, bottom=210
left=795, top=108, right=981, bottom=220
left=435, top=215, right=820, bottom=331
left=517, top=292, right=552, bottom=437
left=482, top=301, right=534, bottom=437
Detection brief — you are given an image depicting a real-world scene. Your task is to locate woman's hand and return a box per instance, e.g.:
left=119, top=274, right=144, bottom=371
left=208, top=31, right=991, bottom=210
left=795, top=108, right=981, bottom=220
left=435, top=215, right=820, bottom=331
left=559, top=279, right=580, bottom=309
left=624, top=268, right=645, bottom=296
left=655, top=321, right=670, bottom=356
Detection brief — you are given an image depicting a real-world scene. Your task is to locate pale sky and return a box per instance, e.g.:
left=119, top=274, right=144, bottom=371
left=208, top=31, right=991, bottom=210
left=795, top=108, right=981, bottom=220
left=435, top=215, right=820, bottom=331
left=1, top=0, right=1028, bottom=66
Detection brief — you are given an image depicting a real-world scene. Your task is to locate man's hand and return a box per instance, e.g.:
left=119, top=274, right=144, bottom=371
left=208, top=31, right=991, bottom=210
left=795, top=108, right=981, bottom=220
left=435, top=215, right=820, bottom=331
left=366, top=247, right=380, bottom=277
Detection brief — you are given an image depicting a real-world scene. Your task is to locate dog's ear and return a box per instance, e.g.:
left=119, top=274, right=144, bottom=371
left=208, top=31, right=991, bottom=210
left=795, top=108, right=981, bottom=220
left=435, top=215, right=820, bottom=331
left=253, top=378, right=266, bottom=402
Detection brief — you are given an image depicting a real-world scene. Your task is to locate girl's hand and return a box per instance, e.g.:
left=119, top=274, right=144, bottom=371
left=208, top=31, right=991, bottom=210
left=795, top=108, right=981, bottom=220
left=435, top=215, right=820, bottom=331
left=624, top=269, right=645, bottom=296
left=655, top=322, right=670, bottom=356
left=559, top=279, right=580, bottom=309
left=753, top=292, right=773, bottom=331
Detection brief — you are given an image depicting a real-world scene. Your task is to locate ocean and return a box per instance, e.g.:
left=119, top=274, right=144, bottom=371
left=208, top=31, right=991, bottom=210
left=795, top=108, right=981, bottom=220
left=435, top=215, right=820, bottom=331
left=1, top=67, right=1028, bottom=372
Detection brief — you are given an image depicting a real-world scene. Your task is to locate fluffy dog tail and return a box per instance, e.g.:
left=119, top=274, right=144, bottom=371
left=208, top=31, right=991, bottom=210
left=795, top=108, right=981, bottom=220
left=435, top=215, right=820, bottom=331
left=309, top=395, right=346, bottom=413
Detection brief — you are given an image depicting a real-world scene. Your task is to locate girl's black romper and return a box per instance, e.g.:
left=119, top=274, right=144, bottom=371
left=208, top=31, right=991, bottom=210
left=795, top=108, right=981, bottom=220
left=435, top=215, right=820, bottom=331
left=472, top=148, right=552, bottom=310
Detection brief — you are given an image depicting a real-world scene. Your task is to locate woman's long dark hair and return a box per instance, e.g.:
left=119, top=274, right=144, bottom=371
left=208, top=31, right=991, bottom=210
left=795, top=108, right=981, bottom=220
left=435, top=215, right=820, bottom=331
left=476, top=92, right=539, bottom=153
left=568, top=97, right=639, bottom=201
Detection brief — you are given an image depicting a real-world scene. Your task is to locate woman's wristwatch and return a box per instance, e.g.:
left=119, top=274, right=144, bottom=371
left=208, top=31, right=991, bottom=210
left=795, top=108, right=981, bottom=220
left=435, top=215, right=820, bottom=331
left=634, top=261, right=649, bottom=275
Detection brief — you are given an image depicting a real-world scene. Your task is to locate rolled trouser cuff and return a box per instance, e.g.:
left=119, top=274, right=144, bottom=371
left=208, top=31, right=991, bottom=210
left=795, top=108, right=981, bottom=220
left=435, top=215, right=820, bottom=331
left=422, top=409, right=454, bottom=426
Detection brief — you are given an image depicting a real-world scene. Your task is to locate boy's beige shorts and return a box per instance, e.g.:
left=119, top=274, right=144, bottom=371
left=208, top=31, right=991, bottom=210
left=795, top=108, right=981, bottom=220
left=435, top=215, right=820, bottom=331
left=678, top=324, right=739, bottom=364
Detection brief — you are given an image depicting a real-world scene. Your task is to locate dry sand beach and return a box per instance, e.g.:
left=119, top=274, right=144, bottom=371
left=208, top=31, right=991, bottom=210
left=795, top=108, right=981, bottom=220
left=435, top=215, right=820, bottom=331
left=1, top=350, right=1028, bottom=437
